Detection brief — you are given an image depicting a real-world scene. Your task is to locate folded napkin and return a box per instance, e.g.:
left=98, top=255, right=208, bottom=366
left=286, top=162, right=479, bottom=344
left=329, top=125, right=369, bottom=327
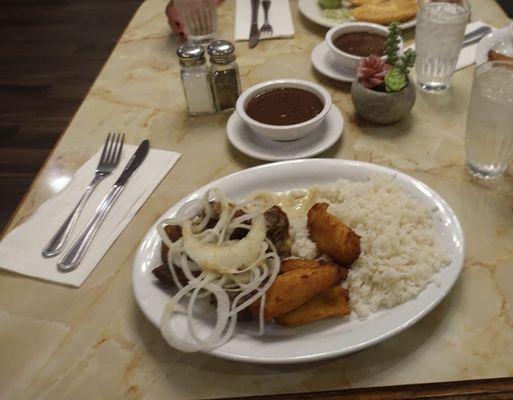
left=456, top=21, right=494, bottom=70
left=408, top=21, right=494, bottom=70
left=235, top=0, right=294, bottom=41
left=0, top=145, right=180, bottom=287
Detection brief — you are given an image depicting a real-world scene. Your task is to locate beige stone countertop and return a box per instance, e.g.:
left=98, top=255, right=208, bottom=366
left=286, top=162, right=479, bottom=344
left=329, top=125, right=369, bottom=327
left=1, top=0, right=513, bottom=399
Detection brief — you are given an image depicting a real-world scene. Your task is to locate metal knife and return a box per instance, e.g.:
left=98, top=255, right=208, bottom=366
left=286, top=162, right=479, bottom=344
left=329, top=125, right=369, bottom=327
left=57, top=140, right=150, bottom=272
left=462, top=25, right=492, bottom=47
left=249, top=0, right=261, bottom=48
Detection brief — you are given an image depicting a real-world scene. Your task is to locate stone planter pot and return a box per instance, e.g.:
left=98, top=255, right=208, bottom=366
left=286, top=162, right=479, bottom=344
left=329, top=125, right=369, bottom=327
left=351, top=77, right=416, bottom=125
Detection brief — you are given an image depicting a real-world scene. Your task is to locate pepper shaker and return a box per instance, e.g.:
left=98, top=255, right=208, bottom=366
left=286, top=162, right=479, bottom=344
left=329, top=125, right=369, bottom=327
left=177, top=42, right=216, bottom=116
left=207, top=40, right=241, bottom=112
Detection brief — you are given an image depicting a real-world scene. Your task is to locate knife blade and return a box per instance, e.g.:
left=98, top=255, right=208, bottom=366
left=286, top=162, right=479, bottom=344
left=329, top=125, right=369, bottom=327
left=115, top=139, right=149, bottom=185
left=462, top=26, right=492, bottom=47
left=57, top=140, right=150, bottom=272
left=249, top=0, right=261, bottom=48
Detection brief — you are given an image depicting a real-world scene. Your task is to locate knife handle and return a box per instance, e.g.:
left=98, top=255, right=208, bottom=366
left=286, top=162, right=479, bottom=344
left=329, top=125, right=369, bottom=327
left=251, top=0, right=259, bottom=24
left=57, top=185, right=124, bottom=272
left=42, top=176, right=103, bottom=258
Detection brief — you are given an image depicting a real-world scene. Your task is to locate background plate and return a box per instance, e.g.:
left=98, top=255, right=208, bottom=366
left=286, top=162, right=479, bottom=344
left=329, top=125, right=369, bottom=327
left=298, top=0, right=417, bottom=30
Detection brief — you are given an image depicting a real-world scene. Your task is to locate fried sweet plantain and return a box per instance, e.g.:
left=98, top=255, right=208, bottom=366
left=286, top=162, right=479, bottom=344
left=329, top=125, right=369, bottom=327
left=307, top=203, right=360, bottom=267
left=250, top=264, right=344, bottom=321
left=280, top=259, right=348, bottom=281
left=275, top=286, right=350, bottom=327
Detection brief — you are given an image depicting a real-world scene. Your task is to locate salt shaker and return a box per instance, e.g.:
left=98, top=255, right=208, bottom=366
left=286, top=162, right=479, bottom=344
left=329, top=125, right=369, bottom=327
left=207, top=40, right=241, bottom=112
left=177, top=42, right=216, bottom=116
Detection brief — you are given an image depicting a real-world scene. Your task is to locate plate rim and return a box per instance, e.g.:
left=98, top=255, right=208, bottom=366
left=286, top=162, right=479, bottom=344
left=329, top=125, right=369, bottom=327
left=311, top=41, right=355, bottom=82
left=132, top=158, right=465, bottom=364
left=226, top=106, right=344, bottom=161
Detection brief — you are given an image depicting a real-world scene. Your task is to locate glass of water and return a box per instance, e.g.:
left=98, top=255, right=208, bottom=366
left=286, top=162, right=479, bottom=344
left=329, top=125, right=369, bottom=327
left=465, top=61, right=513, bottom=179
left=415, top=0, right=470, bottom=93
left=174, top=0, right=218, bottom=43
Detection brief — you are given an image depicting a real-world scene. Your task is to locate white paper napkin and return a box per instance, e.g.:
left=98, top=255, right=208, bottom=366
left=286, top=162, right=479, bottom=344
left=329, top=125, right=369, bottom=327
left=408, top=21, right=494, bottom=70
left=0, top=145, right=180, bottom=287
left=235, top=0, right=294, bottom=41
left=456, top=21, right=494, bottom=69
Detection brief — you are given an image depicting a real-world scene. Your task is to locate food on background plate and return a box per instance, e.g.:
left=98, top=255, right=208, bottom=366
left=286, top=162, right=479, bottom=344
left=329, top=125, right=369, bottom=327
left=245, top=88, right=324, bottom=126
left=351, top=0, right=417, bottom=25
left=154, top=177, right=450, bottom=352
left=319, top=0, right=342, bottom=8
left=323, top=8, right=352, bottom=21
left=348, top=0, right=371, bottom=6
left=318, top=0, right=416, bottom=25
left=333, top=31, right=387, bottom=57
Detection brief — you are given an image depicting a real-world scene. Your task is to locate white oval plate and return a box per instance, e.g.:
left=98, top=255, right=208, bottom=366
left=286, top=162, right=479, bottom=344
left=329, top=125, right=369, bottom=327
left=133, top=159, right=464, bottom=364
left=298, top=0, right=416, bottom=30
left=226, top=106, right=344, bottom=161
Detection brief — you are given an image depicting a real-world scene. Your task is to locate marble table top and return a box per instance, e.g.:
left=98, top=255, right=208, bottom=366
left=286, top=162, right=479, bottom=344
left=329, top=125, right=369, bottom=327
left=1, top=0, right=513, bottom=398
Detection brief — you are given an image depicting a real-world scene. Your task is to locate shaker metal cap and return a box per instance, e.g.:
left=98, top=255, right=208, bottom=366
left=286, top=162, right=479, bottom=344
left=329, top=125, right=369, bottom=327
left=177, top=42, right=205, bottom=66
left=207, top=40, right=236, bottom=64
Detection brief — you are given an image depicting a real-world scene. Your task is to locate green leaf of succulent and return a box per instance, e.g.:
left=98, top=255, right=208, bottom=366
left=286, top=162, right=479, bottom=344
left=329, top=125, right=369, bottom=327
left=395, top=48, right=416, bottom=76
left=385, top=22, right=401, bottom=66
left=385, top=68, right=408, bottom=92
left=383, top=21, right=417, bottom=80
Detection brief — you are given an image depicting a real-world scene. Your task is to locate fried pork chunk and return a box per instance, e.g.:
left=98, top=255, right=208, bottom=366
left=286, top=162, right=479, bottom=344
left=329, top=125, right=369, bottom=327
left=264, top=205, right=291, bottom=257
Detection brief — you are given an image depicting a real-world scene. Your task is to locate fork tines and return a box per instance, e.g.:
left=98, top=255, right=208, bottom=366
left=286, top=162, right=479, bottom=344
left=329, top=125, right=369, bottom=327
left=100, top=132, right=124, bottom=166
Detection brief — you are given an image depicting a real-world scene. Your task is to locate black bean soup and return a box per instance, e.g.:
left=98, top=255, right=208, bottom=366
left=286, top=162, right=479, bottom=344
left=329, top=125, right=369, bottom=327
left=333, top=31, right=387, bottom=57
left=245, top=87, right=324, bottom=126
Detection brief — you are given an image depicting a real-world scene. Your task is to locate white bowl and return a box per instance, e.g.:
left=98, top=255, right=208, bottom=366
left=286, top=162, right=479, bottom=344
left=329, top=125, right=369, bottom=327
left=236, top=79, right=332, bottom=142
left=325, top=22, right=403, bottom=71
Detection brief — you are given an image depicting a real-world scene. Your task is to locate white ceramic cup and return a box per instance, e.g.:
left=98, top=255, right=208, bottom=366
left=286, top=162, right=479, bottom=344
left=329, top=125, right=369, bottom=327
left=325, top=22, right=403, bottom=70
left=236, top=79, right=332, bottom=142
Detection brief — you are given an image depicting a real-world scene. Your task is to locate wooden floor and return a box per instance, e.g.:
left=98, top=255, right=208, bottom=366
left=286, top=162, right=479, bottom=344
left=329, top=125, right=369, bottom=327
left=0, top=0, right=144, bottom=231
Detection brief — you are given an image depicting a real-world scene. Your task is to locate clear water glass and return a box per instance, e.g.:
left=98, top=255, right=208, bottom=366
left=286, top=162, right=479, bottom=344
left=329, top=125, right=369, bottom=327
left=415, top=0, right=470, bottom=93
left=465, top=61, right=513, bottom=179
left=174, top=0, right=218, bottom=43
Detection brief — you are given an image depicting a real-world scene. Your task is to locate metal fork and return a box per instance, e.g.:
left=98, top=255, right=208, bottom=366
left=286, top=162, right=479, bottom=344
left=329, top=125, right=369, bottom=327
left=259, top=0, right=273, bottom=38
left=42, top=133, right=124, bottom=258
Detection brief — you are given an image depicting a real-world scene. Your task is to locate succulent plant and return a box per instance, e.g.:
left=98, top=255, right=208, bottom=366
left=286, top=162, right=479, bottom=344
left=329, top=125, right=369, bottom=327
left=357, top=21, right=417, bottom=93
left=356, top=55, right=392, bottom=89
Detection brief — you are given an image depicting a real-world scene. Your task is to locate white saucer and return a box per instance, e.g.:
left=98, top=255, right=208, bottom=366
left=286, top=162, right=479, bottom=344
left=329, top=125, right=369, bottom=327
left=227, top=106, right=344, bottom=162
left=311, top=41, right=356, bottom=83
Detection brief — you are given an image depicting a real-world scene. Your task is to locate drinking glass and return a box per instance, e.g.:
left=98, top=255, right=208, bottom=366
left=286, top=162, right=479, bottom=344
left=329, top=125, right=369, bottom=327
left=465, top=61, right=513, bottom=179
left=174, top=0, right=218, bottom=43
left=415, top=0, right=470, bottom=93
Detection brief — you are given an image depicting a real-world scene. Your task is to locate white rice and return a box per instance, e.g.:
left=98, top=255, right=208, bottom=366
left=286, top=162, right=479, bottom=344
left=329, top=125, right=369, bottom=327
left=287, top=177, right=450, bottom=318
